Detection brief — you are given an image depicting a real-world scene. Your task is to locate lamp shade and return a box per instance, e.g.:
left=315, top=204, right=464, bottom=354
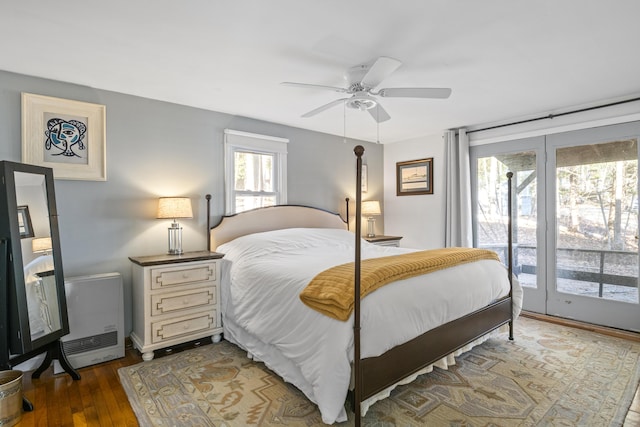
left=362, top=200, right=381, bottom=216
left=32, top=236, right=52, bottom=253
left=157, top=197, right=193, bottom=219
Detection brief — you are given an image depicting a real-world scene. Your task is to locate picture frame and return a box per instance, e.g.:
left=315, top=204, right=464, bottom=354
left=396, top=158, right=433, bottom=196
left=17, top=205, right=34, bottom=238
left=22, top=93, right=107, bottom=181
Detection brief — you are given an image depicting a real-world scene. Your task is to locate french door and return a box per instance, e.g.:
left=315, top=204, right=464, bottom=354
left=471, top=137, right=547, bottom=313
left=471, top=122, right=640, bottom=332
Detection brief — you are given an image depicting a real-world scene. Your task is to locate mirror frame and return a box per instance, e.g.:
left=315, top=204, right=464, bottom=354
left=0, top=160, right=69, bottom=354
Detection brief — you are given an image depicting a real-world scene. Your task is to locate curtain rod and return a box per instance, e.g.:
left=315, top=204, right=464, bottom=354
left=467, top=96, right=640, bottom=134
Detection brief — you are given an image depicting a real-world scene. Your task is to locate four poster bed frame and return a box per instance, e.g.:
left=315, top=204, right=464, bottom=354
left=206, top=145, right=514, bottom=426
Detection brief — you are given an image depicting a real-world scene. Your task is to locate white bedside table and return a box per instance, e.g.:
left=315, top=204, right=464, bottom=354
left=128, top=251, right=224, bottom=361
left=364, top=235, right=403, bottom=247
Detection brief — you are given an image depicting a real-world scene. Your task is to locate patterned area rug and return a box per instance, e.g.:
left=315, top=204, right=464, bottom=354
left=118, top=317, right=640, bottom=426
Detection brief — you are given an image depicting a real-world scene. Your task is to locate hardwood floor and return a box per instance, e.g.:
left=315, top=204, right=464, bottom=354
left=19, top=346, right=141, bottom=427
left=13, top=317, right=640, bottom=426
left=520, top=311, right=640, bottom=342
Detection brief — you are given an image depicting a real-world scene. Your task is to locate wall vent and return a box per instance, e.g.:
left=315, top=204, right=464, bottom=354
left=62, top=331, right=118, bottom=355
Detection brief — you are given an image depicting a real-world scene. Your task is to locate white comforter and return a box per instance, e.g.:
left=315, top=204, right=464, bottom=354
left=217, top=228, right=521, bottom=424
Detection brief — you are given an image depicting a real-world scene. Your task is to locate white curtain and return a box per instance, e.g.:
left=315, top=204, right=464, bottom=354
left=444, top=129, right=473, bottom=247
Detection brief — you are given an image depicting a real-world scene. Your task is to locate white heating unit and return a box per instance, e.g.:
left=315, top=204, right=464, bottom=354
left=54, top=272, right=124, bottom=373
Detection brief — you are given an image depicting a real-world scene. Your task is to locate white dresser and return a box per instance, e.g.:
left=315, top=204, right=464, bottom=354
left=129, top=251, right=224, bottom=361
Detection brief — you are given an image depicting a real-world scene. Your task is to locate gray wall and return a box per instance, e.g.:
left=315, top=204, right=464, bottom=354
left=384, top=133, right=446, bottom=250
left=0, top=70, right=383, bottom=334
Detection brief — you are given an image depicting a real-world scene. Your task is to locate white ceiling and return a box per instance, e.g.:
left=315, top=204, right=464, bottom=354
left=2, top=1, right=640, bottom=143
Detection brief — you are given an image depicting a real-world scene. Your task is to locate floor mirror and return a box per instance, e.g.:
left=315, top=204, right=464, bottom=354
left=0, top=160, right=79, bottom=410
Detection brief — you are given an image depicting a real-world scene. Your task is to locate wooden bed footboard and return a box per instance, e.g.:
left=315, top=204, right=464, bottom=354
left=356, top=297, right=511, bottom=402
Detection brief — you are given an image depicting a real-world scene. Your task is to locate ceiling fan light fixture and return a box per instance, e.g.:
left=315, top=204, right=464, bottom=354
left=346, top=93, right=378, bottom=111
left=347, top=98, right=377, bottom=111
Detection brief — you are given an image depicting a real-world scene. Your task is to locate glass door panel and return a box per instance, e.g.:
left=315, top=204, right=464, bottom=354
left=547, top=124, right=639, bottom=332
left=471, top=137, right=546, bottom=313
left=554, top=140, right=638, bottom=303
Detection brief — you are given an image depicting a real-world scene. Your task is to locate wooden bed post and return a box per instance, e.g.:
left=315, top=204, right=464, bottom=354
left=206, top=194, right=212, bottom=252
left=353, top=145, right=364, bottom=427
left=506, top=172, right=514, bottom=341
left=345, top=197, right=350, bottom=230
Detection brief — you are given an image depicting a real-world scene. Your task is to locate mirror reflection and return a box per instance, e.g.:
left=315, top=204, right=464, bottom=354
left=14, top=171, right=63, bottom=340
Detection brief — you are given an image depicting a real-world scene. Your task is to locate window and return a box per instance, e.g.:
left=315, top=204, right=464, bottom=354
left=224, top=129, right=288, bottom=214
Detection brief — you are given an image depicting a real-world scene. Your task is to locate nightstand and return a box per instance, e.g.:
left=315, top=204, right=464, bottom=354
left=129, top=251, right=224, bottom=361
left=364, top=235, right=403, bottom=247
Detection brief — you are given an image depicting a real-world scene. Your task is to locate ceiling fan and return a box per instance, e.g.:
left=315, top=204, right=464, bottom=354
left=282, top=56, right=451, bottom=123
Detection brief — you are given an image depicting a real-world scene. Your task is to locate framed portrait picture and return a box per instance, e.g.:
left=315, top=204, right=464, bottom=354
left=17, top=205, right=34, bottom=238
left=396, top=158, right=433, bottom=196
left=21, top=93, right=107, bottom=181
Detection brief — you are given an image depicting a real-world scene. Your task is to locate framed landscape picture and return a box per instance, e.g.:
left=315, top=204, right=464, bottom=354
left=396, top=158, right=433, bottom=196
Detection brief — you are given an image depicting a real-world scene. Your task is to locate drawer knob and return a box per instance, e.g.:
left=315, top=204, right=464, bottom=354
left=183, top=273, right=189, bottom=279
left=183, top=299, right=189, bottom=305
left=183, top=323, right=190, bottom=330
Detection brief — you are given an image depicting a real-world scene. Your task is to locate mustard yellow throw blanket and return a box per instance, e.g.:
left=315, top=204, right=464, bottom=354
left=299, top=247, right=500, bottom=321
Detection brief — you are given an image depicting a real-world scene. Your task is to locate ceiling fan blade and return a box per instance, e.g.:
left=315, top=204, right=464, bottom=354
left=302, top=98, right=349, bottom=118
left=281, top=82, right=348, bottom=93
left=378, top=87, right=452, bottom=99
left=360, top=56, right=402, bottom=88
left=368, top=103, right=391, bottom=123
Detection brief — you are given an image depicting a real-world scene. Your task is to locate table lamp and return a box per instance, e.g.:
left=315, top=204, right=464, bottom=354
left=157, top=197, right=193, bottom=255
left=32, top=236, right=53, bottom=255
left=362, top=200, right=381, bottom=238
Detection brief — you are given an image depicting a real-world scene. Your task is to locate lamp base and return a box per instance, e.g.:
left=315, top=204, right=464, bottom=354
left=167, top=222, right=183, bottom=255
left=366, top=217, right=376, bottom=238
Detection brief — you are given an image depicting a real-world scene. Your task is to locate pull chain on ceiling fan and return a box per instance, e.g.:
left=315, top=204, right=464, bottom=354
left=282, top=56, right=452, bottom=123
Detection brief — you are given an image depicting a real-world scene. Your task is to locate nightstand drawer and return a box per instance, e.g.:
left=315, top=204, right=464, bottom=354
left=151, top=287, right=216, bottom=316
left=151, top=262, right=216, bottom=290
left=151, top=311, right=216, bottom=343
left=374, top=240, right=400, bottom=247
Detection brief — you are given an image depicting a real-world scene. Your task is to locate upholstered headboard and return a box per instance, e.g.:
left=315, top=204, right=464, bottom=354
left=209, top=204, right=348, bottom=249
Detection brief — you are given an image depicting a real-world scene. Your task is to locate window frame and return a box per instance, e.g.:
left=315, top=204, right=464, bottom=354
left=224, top=129, right=288, bottom=214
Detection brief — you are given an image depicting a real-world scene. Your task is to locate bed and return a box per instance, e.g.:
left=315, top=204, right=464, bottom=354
left=207, top=148, right=520, bottom=425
